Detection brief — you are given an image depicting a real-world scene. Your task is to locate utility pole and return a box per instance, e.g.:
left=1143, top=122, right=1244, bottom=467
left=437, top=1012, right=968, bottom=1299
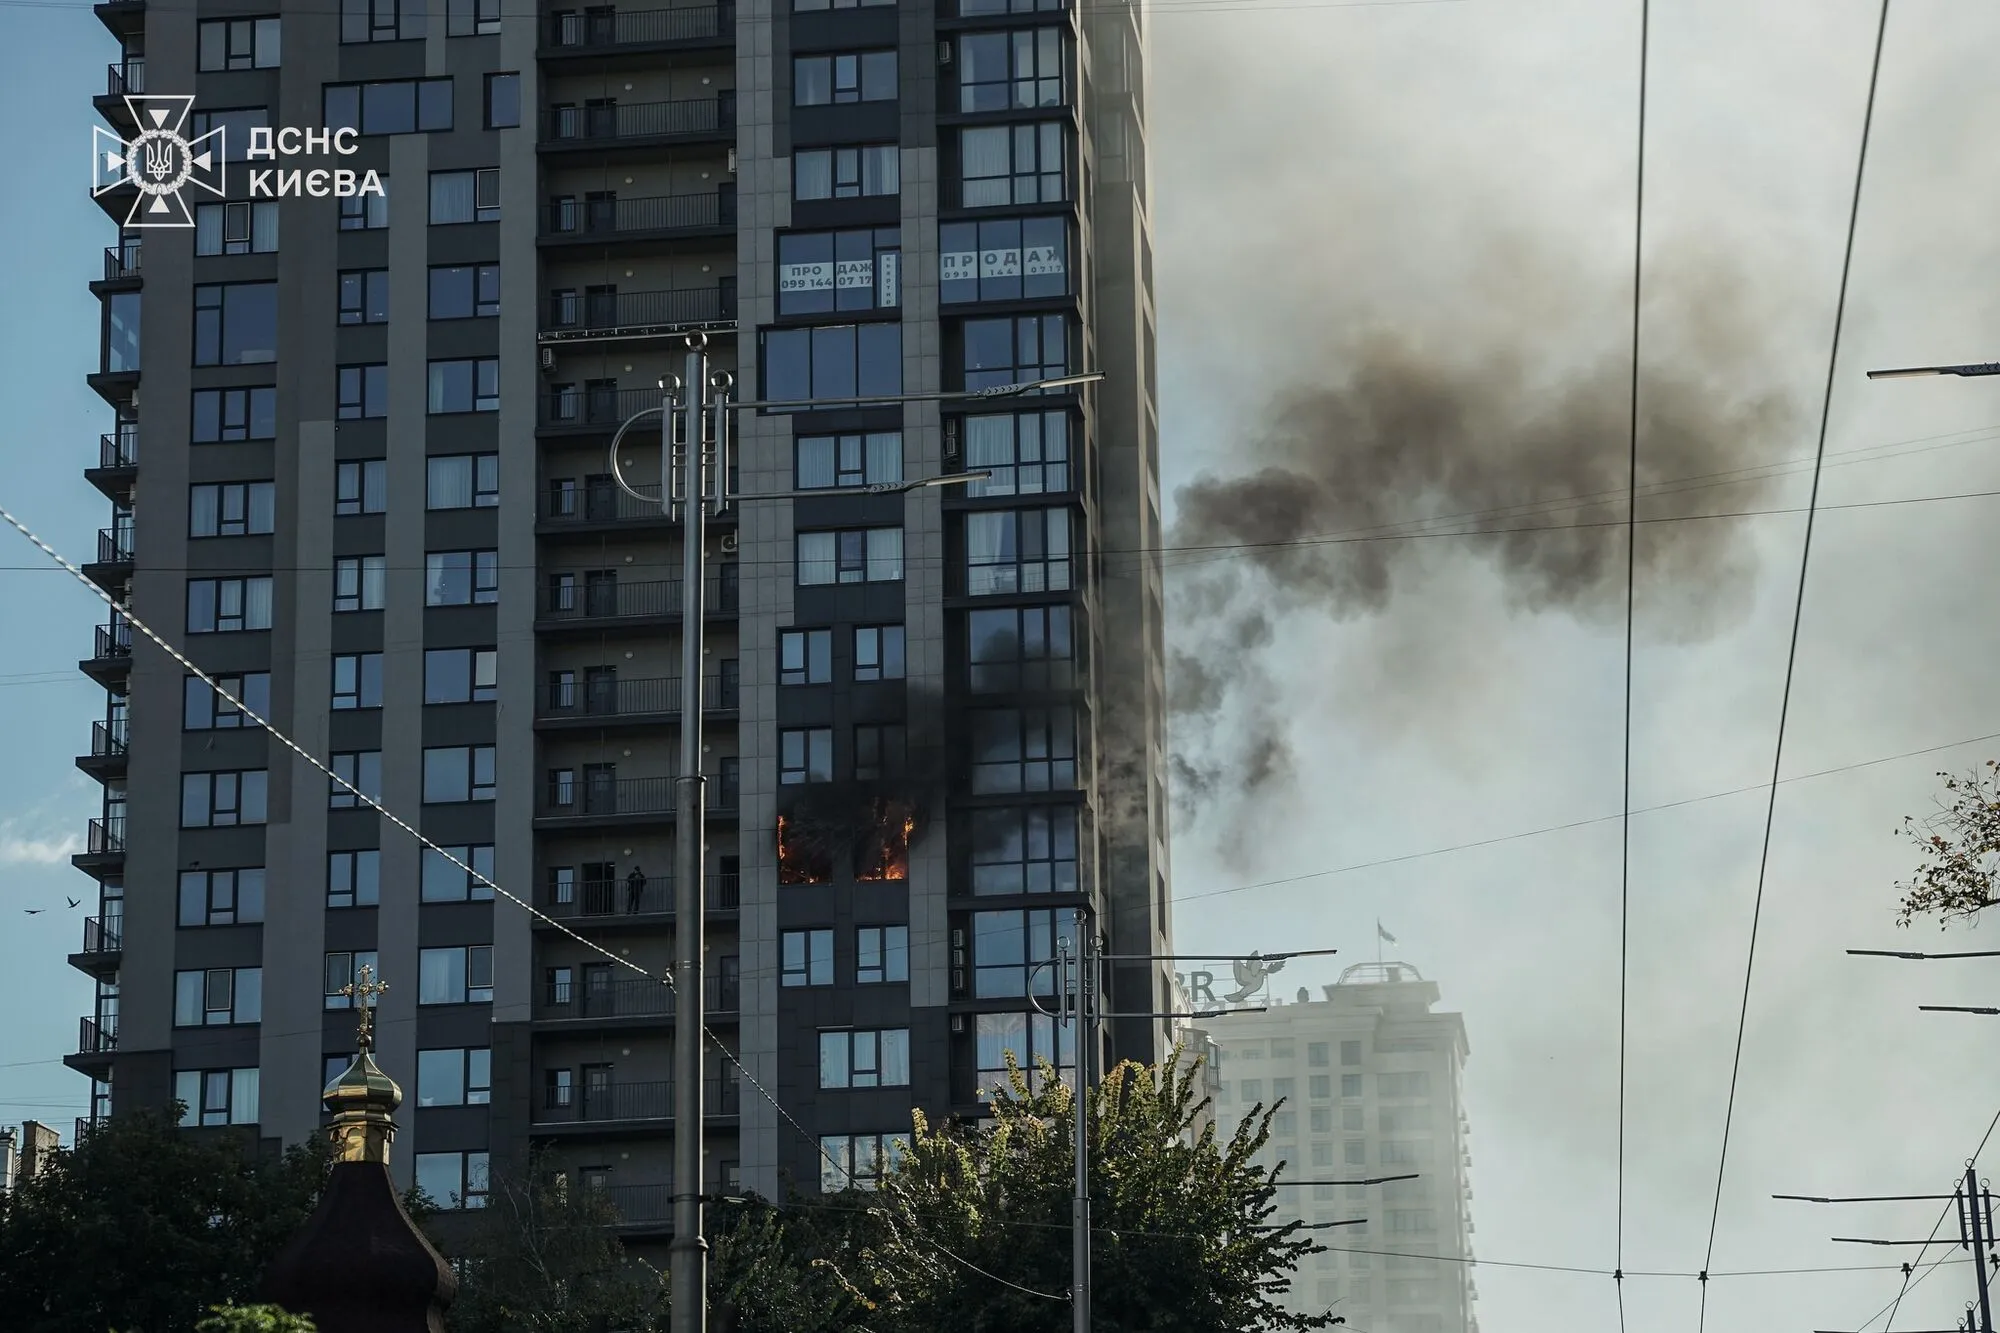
left=1063, top=914, right=1095, bottom=1333
left=1961, top=1167, right=1995, bottom=1333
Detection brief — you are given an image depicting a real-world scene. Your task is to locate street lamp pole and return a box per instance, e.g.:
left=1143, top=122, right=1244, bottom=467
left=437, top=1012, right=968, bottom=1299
left=1867, top=361, right=2000, bottom=379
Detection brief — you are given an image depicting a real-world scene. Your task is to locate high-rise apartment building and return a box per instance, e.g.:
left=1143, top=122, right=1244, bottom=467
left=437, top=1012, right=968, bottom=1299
left=1199, top=963, right=1477, bottom=1333
left=67, top=0, right=1168, bottom=1252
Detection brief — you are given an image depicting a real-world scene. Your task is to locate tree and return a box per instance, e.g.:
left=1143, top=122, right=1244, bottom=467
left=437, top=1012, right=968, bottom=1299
left=842, top=1053, right=1339, bottom=1333
left=706, top=1197, right=874, bottom=1333
left=195, top=1305, right=318, bottom=1332
left=0, top=1109, right=329, bottom=1333
left=1894, top=760, right=2000, bottom=927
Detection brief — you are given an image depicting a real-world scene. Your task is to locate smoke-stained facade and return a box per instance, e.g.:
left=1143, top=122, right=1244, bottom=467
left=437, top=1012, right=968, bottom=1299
left=69, top=0, right=1169, bottom=1242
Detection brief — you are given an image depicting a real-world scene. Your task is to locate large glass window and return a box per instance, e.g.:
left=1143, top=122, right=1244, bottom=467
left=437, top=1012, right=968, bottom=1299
left=198, top=16, right=281, bottom=70
left=796, top=432, right=901, bottom=489
left=969, top=805, right=1079, bottom=894
left=331, top=653, right=383, bottom=710
left=174, top=968, right=262, bottom=1026
left=187, top=483, right=275, bottom=539
left=104, top=294, right=140, bottom=373
left=959, top=123, right=1065, bottom=206
left=178, top=868, right=266, bottom=926
left=427, top=454, right=499, bottom=507
left=423, top=746, right=497, bottom=803
left=337, top=364, right=388, bottom=419
left=856, top=925, right=909, bottom=983
left=794, top=51, right=897, bottom=106
left=325, top=949, right=381, bottom=1001
left=324, top=78, right=454, bottom=137
left=193, top=283, right=278, bottom=366
left=425, top=550, right=499, bottom=605
left=969, top=706, right=1077, bottom=792
left=340, top=184, right=391, bottom=230
left=193, top=387, right=276, bottom=443
left=424, top=648, right=499, bottom=703
left=336, top=460, right=387, bottom=514
left=430, top=264, right=501, bottom=319
left=430, top=169, right=501, bottom=224
left=819, top=1029, right=910, bottom=1088
left=940, top=218, right=1068, bottom=304
left=818, top=1133, right=906, bottom=1192
left=333, top=556, right=386, bottom=612
left=338, top=270, right=390, bottom=325
left=963, top=314, right=1068, bottom=390
left=854, top=625, right=905, bottom=681
left=962, top=411, right=1069, bottom=496
left=341, top=0, right=424, bottom=41
left=975, top=1011, right=1072, bottom=1094
left=779, top=629, right=832, bottom=685
left=777, top=229, right=900, bottom=315
left=796, top=528, right=903, bottom=584
left=781, top=929, right=835, bottom=986
left=186, top=577, right=273, bottom=633
left=414, top=1151, right=489, bottom=1209
left=421, top=844, right=496, bottom=902
left=327, top=854, right=381, bottom=909
left=968, top=604, right=1075, bottom=692
left=181, top=770, right=269, bottom=828
left=958, top=30, right=1067, bottom=112
left=190, top=108, right=269, bottom=163
left=416, top=1049, right=492, bottom=1106
left=965, top=509, right=1070, bottom=595
left=173, top=1069, right=259, bottom=1127
left=761, top=324, right=902, bottom=403
left=196, top=201, right=279, bottom=256
left=794, top=145, right=899, bottom=201
left=329, top=751, right=382, bottom=808
left=972, top=907, right=1075, bottom=997
left=779, top=728, right=834, bottom=785
left=184, top=673, right=270, bottom=730
left=428, top=359, right=500, bottom=413
left=419, top=946, right=495, bottom=1004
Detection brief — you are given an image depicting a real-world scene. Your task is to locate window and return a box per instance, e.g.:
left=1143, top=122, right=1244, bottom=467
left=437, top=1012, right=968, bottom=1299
left=181, top=770, right=268, bottom=828
left=975, top=1011, right=1072, bottom=1094
left=856, top=925, right=908, bottom=983
left=959, top=122, right=1065, bottom=207
left=421, top=844, right=496, bottom=902
left=198, top=16, right=280, bottom=69
left=329, top=556, right=385, bottom=613
left=1342, top=1105, right=1365, bottom=1131
left=1239, top=1079, right=1263, bottom=1103
left=428, top=359, right=500, bottom=413
left=819, top=1133, right=906, bottom=1192
left=334, top=461, right=387, bottom=517
left=332, top=653, right=384, bottom=710
left=424, top=648, right=499, bottom=703
left=327, top=854, right=381, bottom=910
left=193, top=387, right=276, bottom=443
left=338, top=270, right=390, bottom=326
left=796, top=432, right=901, bottom=488
left=338, top=364, right=389, bottom=419
left=485, top=73, right=520, bottom=128
left=195, top=201, right=279, bottom=256
left=796, top=0, right=892, bottom=10
left=193, top=283, right=277, bottom=366
left=339, top=184, right=391, bottom=230
left=965, top=509, right=1071, bottom=596
left=1342, top=1140, right=1367, bottom=1166
left=430, top=265, right=501, bottom=319
left=1341, top=1040, right=1363, bottom=1066
left=183, top=673, right=269, bottom=730
left=963, top=411, right=1069, bottom=496
left=1307, top=1075, right=1331, bottom=1099
left=419, top=945, right=495, bottom=1004
left=1274, top=1077, right=1295, bottom=1101
left=415, top=1151, right=489, bottom=1209
left=1381, top=1140, right=1430, bottom=1166
left=968, top=805, right=1079, bottom=893
left=174, top=968, right=262, bottom=1026
left=447, top=0, right=501, bottom=35
left=173, top=1069, right=260, bottom=1127
left=781, top=929, right=835, bottom=986
left=940, top=218, right=1068, bottom=304
left=796, top=528, right=903, bottom=585
left=324, top=78, right=455, bottom=136
left=853, top=724, right=904, bottom=780
left=1380, top=1071, right=1432, bottom=1098
left=190, top=108, right=270, bottom=163
left=1386, top=1210, right=1436, bottom=1235
left=1379, top=1107, right=1432, bottom=1132
left=794, top=145, right=899, bottom=201
left=417, top=1049, right=492, bottom=1107
left=969, top=706, right=1077, bottom=792
left=963, top=314, right=1068, bottom=390
left=854, top=625, right=905, bottom=681
left=1273, top=1111, right=1296, bottom=1138
left=794, top=51, right=897, bottom=106
left=968, top=605, right=1074, bottom=692
left=427, top=454, right=499, bottom=507
left=424, top=745, right=498, bottom=802
left=760, top=323, right=903, bottom=403
left=1308, top=1042, right=1330, bottom=1068
left=777, top=229, right=901, bottom=315
left=819, top=1029, right=911, bottom=1089
left=177, top=868, right=266, bottom=927
left=779, top=728, right=833, bottom=785
left=329, top=752, right=383, bottom=808
left=426, top=550, right=500, bottom=605
left=431, top=169, right=501, bottom=224
left=958, top=30, right=1067, bottom=112
left=325, top=951, right=382, bottom=1008
left=1271, top=1039, right=1296, bottom=1059
left=187, top=483, right=275, bottom=539
left=779, top=629, right=832, bottom=685
left=971, top=907, right=1075, bottom=997
left=341, top=0, right=424, bottom=40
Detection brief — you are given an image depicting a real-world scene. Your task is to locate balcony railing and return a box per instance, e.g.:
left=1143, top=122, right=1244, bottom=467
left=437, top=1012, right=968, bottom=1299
left=547, top=3, right=731, bottom=49
left=90, top=719, right=128, bottom=757
left=541, top=673, right=738, bottom=720
left=539, top=571, right=740, bottom=621
left=81, top=916, right=122, bottom=955
left=92, top=621, right=132, bottom=661
left=102, top=245, right=141, bottom=282
left=542, top=189, right=734, bottom=241
left=543, top=479, right=663, bottom=523
left=543, top=872, right=742, bottom=918
left=99, top=428, right=137, bottom=469
left=105, top=59, right=144, bottom=95
left=543, top=285, right=734, bottom=336
left=541, top=974, right=740, bottom=1019
left=539, top=1076, right=742, bottom=1125
left=96, top=527, right=133, bottom=564
left=86, top=816, right=125, bottom=855
left=541, top=385, right=673, bottom=427
left=542, top=95, right=734, bottom=145
left=596, top=1182, right=674, bottom=1225
left=77, top=1015, right=117, bottom=1055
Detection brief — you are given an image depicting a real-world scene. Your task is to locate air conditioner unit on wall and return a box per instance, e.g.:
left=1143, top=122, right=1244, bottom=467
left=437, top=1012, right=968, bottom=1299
left=719, top=532, right=739, bottom=554
left=539, top=347, right=555, bottom=373
left=727, top=147, right=737, bottom=174
left=938, top=40, right=952, bottom=64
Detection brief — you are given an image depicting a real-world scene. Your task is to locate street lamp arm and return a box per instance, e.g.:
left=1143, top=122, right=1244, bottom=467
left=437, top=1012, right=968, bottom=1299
left=1868, top=362, right=2000, bottom=379
left=606, top=399, right=673, bottom=508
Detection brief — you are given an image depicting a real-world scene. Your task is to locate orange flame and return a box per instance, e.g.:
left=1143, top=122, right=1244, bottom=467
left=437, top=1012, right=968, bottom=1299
left=857, top=803, right=916, bottom=882
left=777, top=814, right=831, bottom=886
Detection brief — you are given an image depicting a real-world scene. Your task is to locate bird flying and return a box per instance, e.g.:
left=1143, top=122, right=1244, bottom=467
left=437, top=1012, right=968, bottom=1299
left=66, top=896, right=80, bottom=909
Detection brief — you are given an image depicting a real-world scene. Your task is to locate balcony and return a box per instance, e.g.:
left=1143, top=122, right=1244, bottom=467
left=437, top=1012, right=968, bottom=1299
left=69, top=916, right=123, bottom=976
left=83, top=527, right=134, bottom=594
left=76, top=719, right=129, bottom=780
left=65, top=1015, right=118, bottom=1075
left=535, top=774, right=740, bottom=827
left=597, top=1182, right=675, bottom=1227
left=540, top=385, right=678, bottom=431
left=90, top=244, right=142, bottom=298
left=105, top=58, right=144, bottom=95
left=537, top=974, right=740, bottom=1022
left=539, top=189, right=735, bottom=250
left=539, top=95, right=735, bottom=153
left=538, top=872, right=742, bottom=922
left=542, top=3, right=733, bottom=57
left=86, top=427, right=138, bottom=501
left=540, top=284, right=736, bottom=346
left=534, top=1075, right=742, bottom=1131
left=535, top=569, right=740, bottom=632
left=537, top=673, right=739, bottom=727
left=94, top=0, right=145, bottom=38
left=73, top=817, right=126, bottom=875
left=80, top=620, right=132, bottom=686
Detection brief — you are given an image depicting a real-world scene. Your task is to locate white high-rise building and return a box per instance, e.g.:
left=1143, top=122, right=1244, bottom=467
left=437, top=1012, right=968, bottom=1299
left=1198, top=962, right=1475, bottom=1333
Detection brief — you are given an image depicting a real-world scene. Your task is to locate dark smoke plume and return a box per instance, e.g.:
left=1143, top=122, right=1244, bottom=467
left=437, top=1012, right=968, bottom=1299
left=1166, top=319, right=1796, bottom=827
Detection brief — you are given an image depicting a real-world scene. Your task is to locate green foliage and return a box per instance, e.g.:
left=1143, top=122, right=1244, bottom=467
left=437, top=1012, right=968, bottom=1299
left=1896, top=761, right=2000, bottom=927
left=846, top=1051, right=1338, bottom=1333
left=194, top=1304, right=318, bottom=1332
left=707, top=1196, right=874, bottom=1333
left=0, top=1107, right=330, bottom=1333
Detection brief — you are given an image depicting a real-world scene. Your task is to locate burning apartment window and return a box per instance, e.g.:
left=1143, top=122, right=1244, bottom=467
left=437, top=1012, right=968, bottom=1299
left=855, top=798, right=917, bottom=881
left=968, top=706, right=1077, bottom=793
left=975, top=1011, right=1073, bottom=1095
left=969, top=805, right=1078, bottom=894
left=965, top=509, right=1071, bottom=596
left=779, top=628, right=833, bottom=685
left=853, top=724, right=905, bottom=781
left=971, top=907, right=1074, bottom=998
left=967, top=605, right=1074, bottom=692
left=779, top=728, right=834, bottom=785
left=853, top=625, right=905, bottom=680
left=777, top=816, right=834, bottom=885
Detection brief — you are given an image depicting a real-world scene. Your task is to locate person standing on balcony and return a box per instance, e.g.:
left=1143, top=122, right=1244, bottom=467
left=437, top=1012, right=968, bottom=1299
left=626, top=865, right=647, bottom=914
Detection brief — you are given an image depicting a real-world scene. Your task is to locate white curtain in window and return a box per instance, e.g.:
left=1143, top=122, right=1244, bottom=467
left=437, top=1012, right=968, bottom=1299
left=965, top=512, right=1013, bottom=594
left=797, top=532, right=836, bottom=585
left=962, top=126, right=1012, bottom=179
left=795, top=151, right=833, bottom=200
left=243, top=577, right=274, bottom=629
left=865, top=527, right=903, bottom=581
left=430, top=171, right=475, bottom=224
left=190, top=487, right=220, bottom=536
left=251, top=202, right=279, bottom=252
left=429, top=456, right=474, bottom=508
left=862, top=145, right=899, bottom=195
left=796, top=439, right=836, bottom=489
left=196, top=207, right=224, bottom=256
left=864, top=432, right=902, bottom=484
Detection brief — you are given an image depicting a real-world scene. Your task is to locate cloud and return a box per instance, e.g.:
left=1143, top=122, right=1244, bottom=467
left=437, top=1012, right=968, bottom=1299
left=0, top=820, right=81, bottom=865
